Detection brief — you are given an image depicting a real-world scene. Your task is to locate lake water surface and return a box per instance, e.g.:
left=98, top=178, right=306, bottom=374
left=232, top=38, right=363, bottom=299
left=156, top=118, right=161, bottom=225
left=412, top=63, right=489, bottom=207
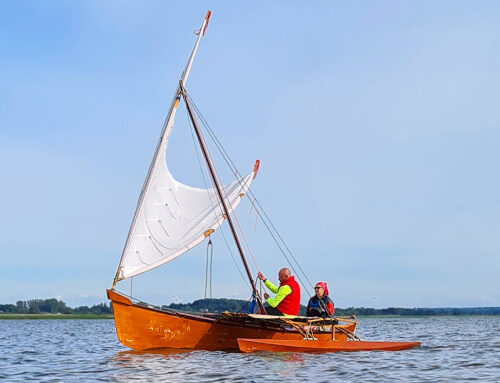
left=1, top=317, right=498, bottom=382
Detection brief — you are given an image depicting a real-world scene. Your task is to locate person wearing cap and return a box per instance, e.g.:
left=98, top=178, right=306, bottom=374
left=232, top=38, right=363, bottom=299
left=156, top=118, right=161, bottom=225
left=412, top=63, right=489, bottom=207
left=306, top=281, right=334, bottom=317
left=257, top=268, right=301, bottom=316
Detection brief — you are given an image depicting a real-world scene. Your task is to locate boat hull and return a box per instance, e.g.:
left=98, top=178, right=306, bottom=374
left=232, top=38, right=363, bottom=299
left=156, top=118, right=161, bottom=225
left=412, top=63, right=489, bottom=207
left=107, top=289, right=356, bottom=351
left=237, top=338, right=421, bottom=353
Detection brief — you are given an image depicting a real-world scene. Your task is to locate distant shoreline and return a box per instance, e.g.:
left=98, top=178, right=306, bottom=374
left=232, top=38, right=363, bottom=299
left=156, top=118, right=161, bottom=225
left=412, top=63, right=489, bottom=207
left=1, top=313, right=499, bottom=320
left=1, top=297, right=499, bottom=318
left=0, top=314, right=113, bottom=320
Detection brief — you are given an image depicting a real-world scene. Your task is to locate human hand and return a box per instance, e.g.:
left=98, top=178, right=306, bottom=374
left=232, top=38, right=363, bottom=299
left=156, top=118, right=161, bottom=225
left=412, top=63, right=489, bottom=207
left=257, top=271, right=266, bottom=281
left=264, top=293, right=269, bottom=300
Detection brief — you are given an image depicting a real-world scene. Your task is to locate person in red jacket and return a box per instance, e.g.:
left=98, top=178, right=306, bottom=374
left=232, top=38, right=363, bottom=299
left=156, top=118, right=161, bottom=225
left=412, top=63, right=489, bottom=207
left=257, top=268, right=301, bottom=316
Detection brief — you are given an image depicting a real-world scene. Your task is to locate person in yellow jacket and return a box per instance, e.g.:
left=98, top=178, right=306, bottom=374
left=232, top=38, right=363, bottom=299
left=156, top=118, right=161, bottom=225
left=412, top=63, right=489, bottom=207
left=257, top=268, right=301, bottom=316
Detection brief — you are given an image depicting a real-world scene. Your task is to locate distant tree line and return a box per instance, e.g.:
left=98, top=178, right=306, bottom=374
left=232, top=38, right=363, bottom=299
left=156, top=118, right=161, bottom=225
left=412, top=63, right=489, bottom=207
left=166, top=298, right=251, bottom=313
left=0, top=298, right=112, bottom=315
left=334, top=306, right=500, bottom=316
left=164, top=298, right=500, bottom=316
left=2, top=297, right=499, bottom=316
left=166, top=299, right=312, bottom=315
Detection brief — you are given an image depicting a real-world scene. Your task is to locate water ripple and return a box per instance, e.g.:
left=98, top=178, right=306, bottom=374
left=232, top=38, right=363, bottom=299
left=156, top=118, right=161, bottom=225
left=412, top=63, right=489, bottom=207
left=0, top=317, right=499, bottom=382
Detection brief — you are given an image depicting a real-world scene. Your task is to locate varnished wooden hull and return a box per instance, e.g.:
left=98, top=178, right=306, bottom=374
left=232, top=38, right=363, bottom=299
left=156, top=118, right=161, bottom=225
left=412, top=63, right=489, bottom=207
left=107, top=289, right=357, bottom=351
left=238, top=338, right=421, bottom=353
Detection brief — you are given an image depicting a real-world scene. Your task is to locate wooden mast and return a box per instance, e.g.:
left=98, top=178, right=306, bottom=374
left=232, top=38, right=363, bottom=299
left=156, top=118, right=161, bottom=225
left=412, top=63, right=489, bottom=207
left=180, top=84, right=266, bottom=314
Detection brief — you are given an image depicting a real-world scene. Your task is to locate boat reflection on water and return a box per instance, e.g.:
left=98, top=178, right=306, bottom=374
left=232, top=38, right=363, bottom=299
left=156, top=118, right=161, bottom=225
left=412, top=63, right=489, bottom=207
left=256, top=351, right=304, bottom=363
left=115, top=347, right=303, bottom=361
left=113, top=348, right=197, bottom=365
left=112, top=347, right=306, bottom=382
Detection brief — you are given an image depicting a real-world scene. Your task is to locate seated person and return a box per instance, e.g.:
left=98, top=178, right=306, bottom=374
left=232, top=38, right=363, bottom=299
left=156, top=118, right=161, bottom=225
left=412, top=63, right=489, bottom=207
left=257, top=268, right=300, bottom=316
left=306, top=281, right=334, bottom=317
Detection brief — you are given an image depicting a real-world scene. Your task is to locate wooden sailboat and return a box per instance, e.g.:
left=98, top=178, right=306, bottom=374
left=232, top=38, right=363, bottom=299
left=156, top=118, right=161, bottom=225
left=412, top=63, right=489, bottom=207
left=108, top=11, right=419, bottom=353
left=107, top=11, right=357, bottom=351
left=108, top=289, right=357, bottom=351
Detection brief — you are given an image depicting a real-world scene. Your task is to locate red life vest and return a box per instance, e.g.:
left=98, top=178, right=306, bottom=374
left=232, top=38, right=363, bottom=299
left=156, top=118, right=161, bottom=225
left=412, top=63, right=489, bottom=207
left=277, top=276, right=301, bottom=315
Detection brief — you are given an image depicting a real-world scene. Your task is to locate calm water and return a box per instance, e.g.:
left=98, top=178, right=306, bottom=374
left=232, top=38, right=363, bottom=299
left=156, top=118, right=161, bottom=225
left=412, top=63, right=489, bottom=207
left=0, top=317, right=498, bottom=382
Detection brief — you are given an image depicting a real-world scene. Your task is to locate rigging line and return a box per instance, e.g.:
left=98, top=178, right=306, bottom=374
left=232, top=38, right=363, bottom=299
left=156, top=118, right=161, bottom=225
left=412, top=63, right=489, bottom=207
left=204, top=237, right=214, bottom=298
left=186, top=107, right=251, bottom=292
left=209, top=238, right=213, bottom=298
left=245, top=196, right=314, bottom=289
left=190, top=105, right=261, bottom=274
left=183, top=88, right=265, bottom=313
left=236, top=295, right=253, bottom=314
left=185, top=105, right=226, bottom=224
left=212, top=178, right=261, bottom=279
left=190, top=99, right=313, bottom=290
left=247, top=196, right=315, bottom=289
left=252, top=203, right=259, bottom=233
left=186, top=101, right=258, bottom=266
left=215, top=217, right=252, bottom=291
left=189, top=98, right=314, bottom=290
left=227, top=204, right=259, bottom=270
left=201, top=148, right=258, bottom=273
left=204, top=239, right=209, bottom=299
left=185, top=106, right=252, bottom=292
left=200, top=143, right=313, bottom=291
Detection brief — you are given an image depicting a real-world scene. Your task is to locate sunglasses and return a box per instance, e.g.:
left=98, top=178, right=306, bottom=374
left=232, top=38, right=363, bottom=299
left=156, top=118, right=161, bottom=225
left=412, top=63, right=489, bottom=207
left=314, top=287, right=322, bottom=289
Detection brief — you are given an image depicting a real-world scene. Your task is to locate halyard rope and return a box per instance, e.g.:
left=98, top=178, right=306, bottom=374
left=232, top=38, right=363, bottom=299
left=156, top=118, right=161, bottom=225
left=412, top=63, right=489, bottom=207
left=189, top=96, right=315, bottom=292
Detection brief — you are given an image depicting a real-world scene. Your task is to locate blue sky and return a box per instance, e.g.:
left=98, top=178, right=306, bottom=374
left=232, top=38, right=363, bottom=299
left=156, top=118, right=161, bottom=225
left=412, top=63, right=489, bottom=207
left=1, top=1, right=499, bottom=308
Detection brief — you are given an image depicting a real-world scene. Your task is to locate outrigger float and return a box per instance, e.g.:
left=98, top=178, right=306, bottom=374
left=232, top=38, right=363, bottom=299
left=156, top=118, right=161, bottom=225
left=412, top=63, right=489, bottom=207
left=238, top=338, right=421, bottom=353
left=108, top=11, right=420, bottom=353
left=236, top=316, right=420, bottom=353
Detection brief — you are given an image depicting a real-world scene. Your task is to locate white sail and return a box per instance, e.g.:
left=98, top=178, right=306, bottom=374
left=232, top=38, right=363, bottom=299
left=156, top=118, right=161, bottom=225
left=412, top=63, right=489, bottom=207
left=114, top=11, right=258, bottom=281
left=119, top=154, right=256, bottom=279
